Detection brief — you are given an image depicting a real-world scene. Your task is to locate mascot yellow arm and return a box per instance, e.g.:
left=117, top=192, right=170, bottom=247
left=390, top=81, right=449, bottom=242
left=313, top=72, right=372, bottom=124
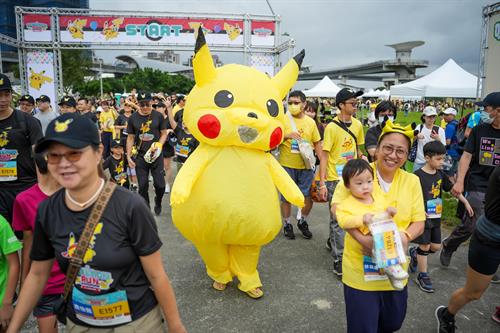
left=267, top=154, right=304, bottom=207
left=170, top=148, right=210, bottom=206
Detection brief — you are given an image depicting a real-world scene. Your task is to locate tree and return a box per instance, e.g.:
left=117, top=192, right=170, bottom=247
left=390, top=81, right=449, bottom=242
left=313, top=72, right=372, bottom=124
left=61, top=49, right=92, bottom=92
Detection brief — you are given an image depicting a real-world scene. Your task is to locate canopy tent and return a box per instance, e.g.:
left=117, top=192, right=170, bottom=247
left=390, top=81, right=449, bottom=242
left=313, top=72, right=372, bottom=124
left=304, top=76, right=342, bottom=97
left=362, top=89, right=390, bottom=99
left=390, top=59, right=478, bottom=98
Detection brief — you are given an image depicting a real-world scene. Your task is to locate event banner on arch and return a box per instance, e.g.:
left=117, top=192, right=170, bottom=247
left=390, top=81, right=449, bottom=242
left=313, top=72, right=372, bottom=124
left=22, top=14, right=276, bottom=47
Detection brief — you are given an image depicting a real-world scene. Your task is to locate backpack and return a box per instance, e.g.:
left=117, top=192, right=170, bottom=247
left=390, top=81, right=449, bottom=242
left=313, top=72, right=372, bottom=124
left=456, top=112, right=480, bottom=146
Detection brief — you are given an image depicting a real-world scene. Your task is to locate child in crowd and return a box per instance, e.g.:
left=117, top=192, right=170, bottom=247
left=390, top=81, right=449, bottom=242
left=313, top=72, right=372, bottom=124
left=103, top=140, right=130, bottom=188
left=0, top=215, right=22, bottom=333
left=166, top=102, right=199, bottom=170
left=410, top=141, right=473, bottom=293
left=336, top=159, right=408, bottom=290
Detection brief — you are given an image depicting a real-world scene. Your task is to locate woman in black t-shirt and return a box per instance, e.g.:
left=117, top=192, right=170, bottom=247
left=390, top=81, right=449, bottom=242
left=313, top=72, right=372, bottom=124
left=7, top=113, right=186, bottom=333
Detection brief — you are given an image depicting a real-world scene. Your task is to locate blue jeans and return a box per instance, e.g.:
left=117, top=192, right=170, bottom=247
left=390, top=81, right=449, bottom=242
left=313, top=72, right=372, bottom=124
left=327, top=180, right=344, bottom=262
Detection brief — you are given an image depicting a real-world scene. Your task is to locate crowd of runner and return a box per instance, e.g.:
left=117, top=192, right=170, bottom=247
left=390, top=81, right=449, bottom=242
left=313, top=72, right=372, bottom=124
left=0, top=71, right=498, bottom=332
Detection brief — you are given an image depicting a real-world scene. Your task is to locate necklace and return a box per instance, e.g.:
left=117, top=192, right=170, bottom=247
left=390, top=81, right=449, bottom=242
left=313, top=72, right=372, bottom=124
left=65, top=179, right=105, bottom=208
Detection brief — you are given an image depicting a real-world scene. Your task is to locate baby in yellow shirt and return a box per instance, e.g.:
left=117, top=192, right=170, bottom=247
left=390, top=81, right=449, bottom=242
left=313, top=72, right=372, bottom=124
left=336, top=159, right=408, bottom=289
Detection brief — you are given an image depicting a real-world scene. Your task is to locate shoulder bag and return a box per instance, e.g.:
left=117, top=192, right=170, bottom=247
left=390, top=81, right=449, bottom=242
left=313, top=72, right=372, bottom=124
left=287, top=112, right=316, bottom=170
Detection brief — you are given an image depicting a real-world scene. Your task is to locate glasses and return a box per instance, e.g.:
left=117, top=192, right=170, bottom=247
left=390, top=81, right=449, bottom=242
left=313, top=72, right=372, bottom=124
left=344, top=102, right=358, bottom=106
left=139, top=101, right=151, bottom=107
left=45, top=148, right=89, bottom=164
left=381, top=145, right=408, bottom=158
left=288, top=101, right=301, bottom=105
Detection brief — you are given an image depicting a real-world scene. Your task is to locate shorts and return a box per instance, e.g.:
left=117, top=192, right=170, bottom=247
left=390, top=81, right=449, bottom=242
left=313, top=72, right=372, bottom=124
left=162, top=143, right=175, bottom=158
left=127, top=167, right=136, bottom=177
left=468, top=231, right=500, bottom=275
left=280, top=166, right=315, bottom=200
left=33, top=293, right=63, bottom=318
left=413, top=219, right=441, bottom=245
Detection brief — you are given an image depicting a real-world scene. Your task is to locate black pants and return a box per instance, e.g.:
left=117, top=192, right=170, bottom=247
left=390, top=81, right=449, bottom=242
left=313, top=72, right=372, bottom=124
left=135, top=155, right=165, bottom=207
left=101, top=132, right=113, bottom=158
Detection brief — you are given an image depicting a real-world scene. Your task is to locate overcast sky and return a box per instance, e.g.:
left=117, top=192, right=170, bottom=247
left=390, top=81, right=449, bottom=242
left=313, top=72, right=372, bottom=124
left=91, top=0, right=491, bottom=88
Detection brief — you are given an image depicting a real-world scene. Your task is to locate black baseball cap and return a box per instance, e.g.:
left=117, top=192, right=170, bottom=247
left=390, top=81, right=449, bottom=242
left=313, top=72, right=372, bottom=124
left=475, top=92, right=500, bottom=108
left=154, top=101, right=166, bottom=108
left=110, top=140, right=122, bottom=148
left=20, top=94, right=35, bottom=104
left=37, top=95, right=51, bottom=103
left=137, top=92, right=152, bottom=102
left=35, top=113, right=101, bottom=153
left=0, top=74, right=12, bottom=91
left=58, top=95, right=77, bottom=107
left=336, top=88, right=363, bottom=105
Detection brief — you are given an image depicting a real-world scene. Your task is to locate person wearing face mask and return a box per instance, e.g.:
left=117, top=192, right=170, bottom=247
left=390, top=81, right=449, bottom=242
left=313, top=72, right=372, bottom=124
left=365, top=101, right=397, bottom=162
left=441, top=92, right=500, bottom=283
left=278, top=91, right=322, bottom=240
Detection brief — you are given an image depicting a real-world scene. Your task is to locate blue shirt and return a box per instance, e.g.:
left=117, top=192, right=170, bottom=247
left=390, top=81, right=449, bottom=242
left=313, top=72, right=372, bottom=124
left=466, top=111, right=481, bottom=129
left=445, top=120, right=459, bottom=158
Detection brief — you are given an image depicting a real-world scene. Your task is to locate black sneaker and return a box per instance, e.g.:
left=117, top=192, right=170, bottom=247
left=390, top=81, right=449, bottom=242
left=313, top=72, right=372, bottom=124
left=439, top=247, right=453, bottom=267
left=435, top=306, right=456, bottom=333
left=129, top=184, right=138, bottom=192
left=408, top=246, right=418, bottom=273
left=154, top=204, right=162, bottom=216
left=297, top=219, right=312, bottom=239
left=333, top=260, right=343, bottom=277
left=283, top=223, right=295, bottom=240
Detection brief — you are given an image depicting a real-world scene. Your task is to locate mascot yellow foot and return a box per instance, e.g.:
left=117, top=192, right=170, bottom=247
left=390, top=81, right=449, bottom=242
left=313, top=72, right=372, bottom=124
left=171, top=26, right=305, bottom=297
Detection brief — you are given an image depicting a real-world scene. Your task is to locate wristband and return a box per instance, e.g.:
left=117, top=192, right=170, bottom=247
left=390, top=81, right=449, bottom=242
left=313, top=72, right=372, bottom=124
left=400, top=229, right=412, bottom=241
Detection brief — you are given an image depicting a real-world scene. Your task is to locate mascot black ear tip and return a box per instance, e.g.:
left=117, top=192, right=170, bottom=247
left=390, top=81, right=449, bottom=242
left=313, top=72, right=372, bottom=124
left=194, top=26, right=206, bottom=54
left=410, top=122, right=417, bottom=130
left=293, top=49, right=305, bottom=68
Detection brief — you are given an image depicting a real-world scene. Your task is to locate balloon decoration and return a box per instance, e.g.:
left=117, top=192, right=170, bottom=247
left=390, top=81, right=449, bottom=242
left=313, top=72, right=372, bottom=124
left=171, top=27, right=305, bottom=298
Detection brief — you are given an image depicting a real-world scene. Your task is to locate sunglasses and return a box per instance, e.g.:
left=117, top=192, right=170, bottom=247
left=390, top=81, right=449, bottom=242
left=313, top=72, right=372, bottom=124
left=45, top=147, right=90, bottom=164
left=139, top=101, right=151, bottom=107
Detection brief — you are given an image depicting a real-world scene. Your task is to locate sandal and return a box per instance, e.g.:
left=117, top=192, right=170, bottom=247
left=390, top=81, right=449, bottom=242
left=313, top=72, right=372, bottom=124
left=245, top=287, right=264, bottom=299
left=212, top=281, right=227, bottom=291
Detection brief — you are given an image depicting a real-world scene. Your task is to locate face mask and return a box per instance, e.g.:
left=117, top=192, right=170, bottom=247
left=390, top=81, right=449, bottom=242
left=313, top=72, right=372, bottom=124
left=378, top=115, right=394, bottom=124
left=480, top=110, right=494, bottom=124
left=288, top=104, right=302, bottom=115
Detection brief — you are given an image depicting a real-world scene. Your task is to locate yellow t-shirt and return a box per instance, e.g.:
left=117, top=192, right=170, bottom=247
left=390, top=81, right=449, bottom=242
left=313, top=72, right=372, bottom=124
left=323, top=116, right=365, bottom=181
left=440, top=118, right=447, bottom=129
left=332, top=164, right=425, bottom=291
left=100, top=110, right=116, bottom=134
left=279, top=115, right=321, bottom=169
left=336, top=190, right=387, bottom=235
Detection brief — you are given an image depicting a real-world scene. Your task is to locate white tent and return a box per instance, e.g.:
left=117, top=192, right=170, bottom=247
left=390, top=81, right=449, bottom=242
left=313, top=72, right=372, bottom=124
left=362, top=89, right=390, bottom=99
left=390, top=59, right=478, bottom=98
left=304, top=76, right=342, bottom=97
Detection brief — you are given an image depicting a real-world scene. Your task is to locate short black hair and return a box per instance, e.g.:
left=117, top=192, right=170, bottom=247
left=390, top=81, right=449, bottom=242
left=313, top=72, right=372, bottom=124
left=305, top=100, right=318, bottom=113
left=289, top=90, right=306, bottom=102
left=374, top=100, right=397, bottom=118
left=342, top=159, right=373, bottom=187
left=423, top=140, right=447, bottom=158
left=78, top=97, right=89, bottom=103
left=34, top=152, right=48, bottom=175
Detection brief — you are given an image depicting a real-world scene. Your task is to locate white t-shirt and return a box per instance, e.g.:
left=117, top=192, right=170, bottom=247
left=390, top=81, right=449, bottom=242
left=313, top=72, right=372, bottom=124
left=415, top=124, right=446, bottom=164
left=35, top=110, right=59, bottom=135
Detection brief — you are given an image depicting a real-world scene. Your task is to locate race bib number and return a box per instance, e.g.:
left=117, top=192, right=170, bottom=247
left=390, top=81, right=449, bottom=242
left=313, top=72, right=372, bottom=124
left=175, top=144, right=190, bottom=158
left=0, top=149, right=18, bottom=182
left=72, top=288, right=132, bottom=326
left=290, top=139, right=300, bottom=154
left=363, top=256, right=388, bottom=282
left=426, top=198, right=443, bottom=219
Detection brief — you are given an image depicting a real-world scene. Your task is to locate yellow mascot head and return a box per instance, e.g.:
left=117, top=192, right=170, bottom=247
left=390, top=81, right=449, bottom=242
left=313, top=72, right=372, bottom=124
left=184, top=27, right=305, bottom=151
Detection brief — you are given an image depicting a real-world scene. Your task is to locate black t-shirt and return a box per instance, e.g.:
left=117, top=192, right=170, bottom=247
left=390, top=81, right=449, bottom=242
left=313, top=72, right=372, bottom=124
left=414, top=168, right=453, bottom=221
left=127, top=111, right=166, bottom=155
left=172, top=126, right=199, bottom=163
left=115, top=113, right=130, bottom=139
left=103, top=155, right=129, bottom=188
left=80, top=111, right=98, bottom=125
left=31, top=187, right=162, bottom=327
left=365, top=125, right=382, bottom=162
left=464, top=123, right=500, bottom=192
left=484, top=166, right=500, bottom=224
left=0, top=109, right=42, bottom=188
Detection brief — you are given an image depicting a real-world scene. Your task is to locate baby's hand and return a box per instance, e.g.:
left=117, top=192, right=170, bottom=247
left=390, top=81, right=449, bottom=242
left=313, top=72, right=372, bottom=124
left=386, top=207, right=397, bottom=217
left=363, top=213, right=374, bottom=225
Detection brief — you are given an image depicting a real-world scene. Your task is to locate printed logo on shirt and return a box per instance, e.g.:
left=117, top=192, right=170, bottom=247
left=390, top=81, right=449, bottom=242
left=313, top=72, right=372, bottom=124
left=479, top=137, right=500, bottom=167
left=341, top=137, right=354, bottom=151
left=76, top=265, right=114, bottom=292
left=62, top=222, right=103, bottom=264
left=0, top=127, right=12, bottom=147
left=430, top=179, right=441, bottom=198
left=113, top=160, right=128, bottom=186
left=7, top=236, right=18, bottom=244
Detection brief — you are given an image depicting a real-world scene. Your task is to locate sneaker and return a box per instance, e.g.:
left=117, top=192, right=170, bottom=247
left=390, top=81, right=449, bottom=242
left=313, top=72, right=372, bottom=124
left=439, top=247, right=453, bottom=267
left=492, top=306, right=500, bottom=324
left=491, top=272, right=500, bottom=284
left=154, top=204, right=162, bottom=216
left=130, top=184, right=138, bottom=192
left=333, top=260, right=343, bottom=277
left=325, top=238, right=332, bottom=251
left=283, top=223, right=295, bottom=240
left=415, top=272, right=435, bottom=293
left=165, top=183, right=170, bottom=193
left=385, top=264, right=409, bottom=280
left=297, top=219, right=312, bottom=239
left=435, top=306, right=456, bottom=333
left=409, top=246, right=418, bottom=273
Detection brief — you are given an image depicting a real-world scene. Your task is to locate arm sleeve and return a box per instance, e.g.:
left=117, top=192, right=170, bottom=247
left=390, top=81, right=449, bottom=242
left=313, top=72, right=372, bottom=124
left=464, top=126, right=478, bottom=154
left=12, top=196, right=31, bottom=232
left=30, top=202, right=55, bottom=261
left=438, top=127, right=446, bottom=145
left=311, top=121, right=321, bottom=143
left=445, top=124, right=454, bottom=140
left=27, top=115, right=43, bottom=145
left=126, top=117, right=136, bottom=136
left=0, top=218, right=22, bottom=255
left=410, top=176, right=426, bottom=223
left=331, top=180, right=350, bottom=204
left=127, top=195, right=163, bottom=257
left=336, top=204, right=365, bottom=229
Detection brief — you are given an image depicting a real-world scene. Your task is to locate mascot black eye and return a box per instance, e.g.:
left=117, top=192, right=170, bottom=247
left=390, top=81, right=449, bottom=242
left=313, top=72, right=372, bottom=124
left=266, top=99, right=279, bottom=117
left=214, top=90, right=234, bottom=108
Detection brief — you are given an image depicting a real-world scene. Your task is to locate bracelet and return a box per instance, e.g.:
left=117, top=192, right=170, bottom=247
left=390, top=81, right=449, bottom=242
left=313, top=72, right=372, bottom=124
left=400, top=229, right=412, bottom=241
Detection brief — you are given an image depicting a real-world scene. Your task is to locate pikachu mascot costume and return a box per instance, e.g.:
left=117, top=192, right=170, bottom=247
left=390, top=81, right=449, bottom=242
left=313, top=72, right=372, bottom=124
left=171, top=28, right=305, bottom=298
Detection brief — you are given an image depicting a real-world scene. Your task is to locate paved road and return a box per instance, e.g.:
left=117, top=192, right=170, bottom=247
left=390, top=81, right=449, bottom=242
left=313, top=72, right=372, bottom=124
left=21, top=191, right=499, bottom=332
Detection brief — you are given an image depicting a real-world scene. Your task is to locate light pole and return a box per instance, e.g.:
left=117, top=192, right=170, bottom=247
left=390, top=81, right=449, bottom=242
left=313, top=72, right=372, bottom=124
left=98, top=58, right=103, bottom=99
